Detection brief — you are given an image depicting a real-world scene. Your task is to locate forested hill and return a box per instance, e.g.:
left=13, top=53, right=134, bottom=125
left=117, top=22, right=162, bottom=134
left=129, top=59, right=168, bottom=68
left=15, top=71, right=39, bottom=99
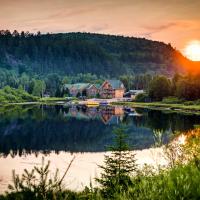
left=0, top=30, right=194, bottom=77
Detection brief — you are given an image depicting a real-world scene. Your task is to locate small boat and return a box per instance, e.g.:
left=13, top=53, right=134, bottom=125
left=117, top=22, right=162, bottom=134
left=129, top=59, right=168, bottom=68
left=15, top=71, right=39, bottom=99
left=124, top=107, right=134, bottom=112
left=128, top=112, right=142, bottom=117
left=85, top=101, right=99, bottom=107
left=99, top=101, right=109, bottom=106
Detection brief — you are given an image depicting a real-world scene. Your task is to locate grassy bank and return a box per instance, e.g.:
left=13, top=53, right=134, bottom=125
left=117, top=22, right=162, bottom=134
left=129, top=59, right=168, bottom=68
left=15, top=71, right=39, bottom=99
left=39, top=97, right=67, bottom=103
left=0, top=94, right=74, bottom=106
left=112, top=101, right=200, bottom=114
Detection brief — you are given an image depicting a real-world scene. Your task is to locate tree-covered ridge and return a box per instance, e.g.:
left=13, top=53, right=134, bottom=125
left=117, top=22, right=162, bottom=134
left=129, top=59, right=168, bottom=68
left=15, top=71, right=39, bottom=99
left=0, top=30, right=190, bottom=77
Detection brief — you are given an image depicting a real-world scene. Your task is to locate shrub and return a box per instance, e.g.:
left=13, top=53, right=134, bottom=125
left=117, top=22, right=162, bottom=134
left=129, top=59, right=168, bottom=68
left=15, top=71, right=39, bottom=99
left=184, top=99, right=200, bottom=106
left=183, top=101, right=196, bottom=106
left=0, top=157, right=75, bottom=200
left=195, top=99, right=200, bottom=105
left=129, top=161, right=200, bottom=200
left=148, top=76, right=172, bottom=101
left=0, top=86, right=38, bottom=103
left=135, top=93, right=149, bottom=102
left=162, top=97, right=184, bottom=104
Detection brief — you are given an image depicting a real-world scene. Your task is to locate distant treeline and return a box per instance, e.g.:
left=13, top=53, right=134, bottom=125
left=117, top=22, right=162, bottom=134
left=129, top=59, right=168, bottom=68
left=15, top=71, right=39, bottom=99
left=0, top=30, right=188, bottom=77
left=1, top=67, right=200, bottom=102
left=0, top=68, right=154, bottom=97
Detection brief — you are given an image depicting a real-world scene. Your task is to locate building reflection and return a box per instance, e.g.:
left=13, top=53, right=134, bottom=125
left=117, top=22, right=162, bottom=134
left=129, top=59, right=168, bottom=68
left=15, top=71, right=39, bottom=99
left=100, top=106, right=124, bottom=125
left=65, top=106, right=125, bottom=125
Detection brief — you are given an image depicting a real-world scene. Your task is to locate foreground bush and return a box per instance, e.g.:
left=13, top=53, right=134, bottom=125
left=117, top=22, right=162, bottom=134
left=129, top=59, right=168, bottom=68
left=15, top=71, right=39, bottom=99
left=130, top=161, right=200, bottom=200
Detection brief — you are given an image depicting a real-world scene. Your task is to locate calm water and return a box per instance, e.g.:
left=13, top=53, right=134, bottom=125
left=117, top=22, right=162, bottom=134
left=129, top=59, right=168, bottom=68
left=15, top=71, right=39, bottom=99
left=0, top=104, right=199, bottom=192
left=0, top=104, right=199, bottom=155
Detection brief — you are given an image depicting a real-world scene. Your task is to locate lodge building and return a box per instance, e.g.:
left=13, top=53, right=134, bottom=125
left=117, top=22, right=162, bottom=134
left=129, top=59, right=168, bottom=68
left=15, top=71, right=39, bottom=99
left=99, top=80, right=125, bottom=98
left=63, top=79, right=125, bottom=98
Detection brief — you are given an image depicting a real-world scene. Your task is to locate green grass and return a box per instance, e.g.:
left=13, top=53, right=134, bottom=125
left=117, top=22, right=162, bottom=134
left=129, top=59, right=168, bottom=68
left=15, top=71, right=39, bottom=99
left=38, top=97, right=78, bottom=105
left=39, top=97, right=67, bottom=102
left=112, top=101, right=200, bottom=114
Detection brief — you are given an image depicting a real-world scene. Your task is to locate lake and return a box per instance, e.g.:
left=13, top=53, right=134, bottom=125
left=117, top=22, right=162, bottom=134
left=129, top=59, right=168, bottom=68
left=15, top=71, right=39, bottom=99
left=0, top=104, right=199, bottom=192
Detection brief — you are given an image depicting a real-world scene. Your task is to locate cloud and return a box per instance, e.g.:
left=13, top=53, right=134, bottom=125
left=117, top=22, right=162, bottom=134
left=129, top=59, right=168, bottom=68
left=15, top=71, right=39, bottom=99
left=142, top=22, right=178, bottom=33
left=139, top=21, right=198, bottom=39
left=89, top=24, right=109, bottom=32
left=142, top=21, right=196, bottom=33
left=48, top=7, right=96, bottom=19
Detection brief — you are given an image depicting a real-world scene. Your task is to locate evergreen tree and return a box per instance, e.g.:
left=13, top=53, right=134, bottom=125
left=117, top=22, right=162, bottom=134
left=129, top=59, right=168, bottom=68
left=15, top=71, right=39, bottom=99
left=96, top=126, right=137, bottom=197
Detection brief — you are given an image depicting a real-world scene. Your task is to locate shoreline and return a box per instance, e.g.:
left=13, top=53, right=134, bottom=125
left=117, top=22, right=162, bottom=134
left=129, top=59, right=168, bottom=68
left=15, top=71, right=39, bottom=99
left=1, top=99, right=200, bottom=115
left=112, top=101, right=200, bottom=115
left=0, top=97, right=67, bottom=106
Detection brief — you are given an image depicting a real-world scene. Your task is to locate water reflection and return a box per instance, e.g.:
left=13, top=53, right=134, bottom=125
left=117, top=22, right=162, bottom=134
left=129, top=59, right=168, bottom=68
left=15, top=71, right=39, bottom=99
left=0, top=105, right=199, bottom=157
left=66, top=106, right=124, bottom=125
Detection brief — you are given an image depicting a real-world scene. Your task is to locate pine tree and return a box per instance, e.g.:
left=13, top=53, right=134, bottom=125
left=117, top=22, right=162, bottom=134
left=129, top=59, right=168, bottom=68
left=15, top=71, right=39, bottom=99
left=96, top=126, right=137, bottom=197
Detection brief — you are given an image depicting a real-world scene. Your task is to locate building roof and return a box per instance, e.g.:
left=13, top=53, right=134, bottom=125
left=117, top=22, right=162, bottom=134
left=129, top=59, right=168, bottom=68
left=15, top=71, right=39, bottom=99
left=103, top=80, right=124, bottom=89
left=95, top=84, right=101, bottom=89
left=71, top=83, right=90, bottom=90
left=129, top=90, right=144, bottom=95
left=87, top=83, right=101, bottom=89
left=63, top=83, right=90, bottom=90
left=63, top=84, right=73, bottom=90
left=101, top=115, right=120, bottom=125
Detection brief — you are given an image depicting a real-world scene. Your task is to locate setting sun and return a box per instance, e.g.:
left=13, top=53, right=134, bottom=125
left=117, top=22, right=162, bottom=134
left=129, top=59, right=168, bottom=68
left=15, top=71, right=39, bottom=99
left=184, top=40, right=200, bottom=61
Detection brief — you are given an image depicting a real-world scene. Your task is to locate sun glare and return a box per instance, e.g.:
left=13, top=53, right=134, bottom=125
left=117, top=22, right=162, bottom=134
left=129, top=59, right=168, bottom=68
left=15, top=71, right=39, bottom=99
left=184, top=40, right=200, bottom=61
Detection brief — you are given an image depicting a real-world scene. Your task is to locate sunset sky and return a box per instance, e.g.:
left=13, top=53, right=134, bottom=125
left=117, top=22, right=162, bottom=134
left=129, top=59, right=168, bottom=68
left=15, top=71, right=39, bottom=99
left=1, top=0, right=200, bottom=58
